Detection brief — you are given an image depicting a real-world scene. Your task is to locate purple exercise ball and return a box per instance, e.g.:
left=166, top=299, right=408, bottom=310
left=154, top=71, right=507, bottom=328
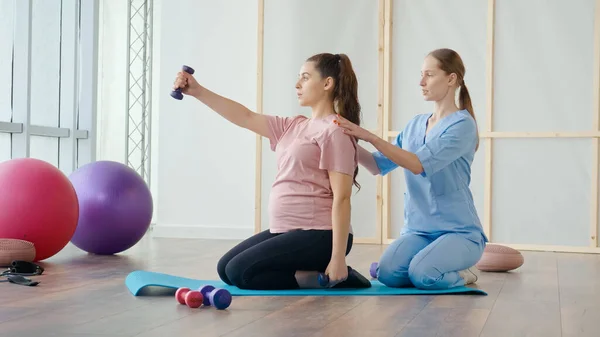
left=68, top=161, right=153, bottom=255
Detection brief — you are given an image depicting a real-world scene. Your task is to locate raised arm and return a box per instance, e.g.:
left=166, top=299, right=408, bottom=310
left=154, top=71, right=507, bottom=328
left=354, top=133, right=408, bottom=176
left=193, top=86, right=271, bottom=138
left=174, top=71, right=271, bottom=138
left=337, top=114, right=478, bottom=177
left=369, top=137, right=423, bottom=175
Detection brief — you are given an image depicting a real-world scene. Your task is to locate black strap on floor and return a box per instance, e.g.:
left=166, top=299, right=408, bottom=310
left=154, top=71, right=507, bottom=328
left=0, top=274, right=39, bottom=286
left=6, top=260, right=44, bottom=275
left=0, top=260, right=44, bottom=286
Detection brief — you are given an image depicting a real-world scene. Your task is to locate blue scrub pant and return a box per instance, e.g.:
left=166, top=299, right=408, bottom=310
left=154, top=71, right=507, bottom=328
left=376, top=230, right=485, bottom=289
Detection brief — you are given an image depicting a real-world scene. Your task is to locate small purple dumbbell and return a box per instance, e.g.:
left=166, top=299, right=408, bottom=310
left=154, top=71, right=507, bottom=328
left=198, top=285, right=215, bottom=306
left=208, top=288, right=232, bottom=310
left=171, top=65, right=195, bottom=100
left=370, top=262, right=378, bottom=279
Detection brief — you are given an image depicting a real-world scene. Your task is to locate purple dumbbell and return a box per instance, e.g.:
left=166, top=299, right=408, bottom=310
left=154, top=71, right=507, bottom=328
left=208, top=288, right=232, bottom=310
left=370, top=262, right=378, bottom=279
left=171, top=65, right=195, bottom=100
left=198, top=284, right=215, bottom=306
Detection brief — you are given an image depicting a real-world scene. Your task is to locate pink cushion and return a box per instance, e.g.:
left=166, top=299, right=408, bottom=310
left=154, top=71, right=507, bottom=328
left=475, top=244, right=524, bottom=272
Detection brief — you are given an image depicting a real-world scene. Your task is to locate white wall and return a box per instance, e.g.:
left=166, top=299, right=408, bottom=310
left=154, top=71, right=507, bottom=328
left=97, top=0, right=382, bottom=241
left=96, top=1, right=128, bottom=164
left=97, top=0, right=259, bottom=239
left=152, top=0, right=258, bottom=239
left=95, top=0, right=600, bottom=251
left=96, top=0, right=162, bottom=225
left=388, top=0, right=489, bottom=238
left=385, top=0, right=599, bottom=249
left=0, top=0, right=95, bottom=171
left=260, top=0, right=381, bottom=240
left=490, top=0, right=596, bottom=246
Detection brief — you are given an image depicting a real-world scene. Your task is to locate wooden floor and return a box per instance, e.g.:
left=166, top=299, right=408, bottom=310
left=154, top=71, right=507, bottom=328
left=0, top=234, right=598, bottom=337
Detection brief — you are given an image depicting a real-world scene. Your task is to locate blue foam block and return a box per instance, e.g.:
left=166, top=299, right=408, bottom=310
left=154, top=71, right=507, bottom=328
left=125, top=270, right=487, bottom=296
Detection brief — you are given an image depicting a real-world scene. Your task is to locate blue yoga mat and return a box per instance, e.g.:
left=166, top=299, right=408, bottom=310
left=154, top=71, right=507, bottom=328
left=125, top=270, right=487, bottom=296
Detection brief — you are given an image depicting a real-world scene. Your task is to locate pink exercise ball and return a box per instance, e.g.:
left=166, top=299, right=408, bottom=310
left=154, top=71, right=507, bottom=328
left=0, top=158, right=79, bottom=261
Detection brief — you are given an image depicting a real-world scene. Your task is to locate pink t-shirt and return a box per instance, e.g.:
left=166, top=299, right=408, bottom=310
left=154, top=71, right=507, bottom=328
left=265, top=113, right=358, bottom=233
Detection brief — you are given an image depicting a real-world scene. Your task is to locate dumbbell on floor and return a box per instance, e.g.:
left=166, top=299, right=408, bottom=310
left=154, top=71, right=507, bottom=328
left=370, top=262, right=378, bottom=279
left=175, top=285, right=232, bottom=310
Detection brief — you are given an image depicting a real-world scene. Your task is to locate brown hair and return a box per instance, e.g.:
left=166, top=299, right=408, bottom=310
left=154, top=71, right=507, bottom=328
left=428, top=48, right=480, bottom=151
left=307, top=53, right=362, bottom=190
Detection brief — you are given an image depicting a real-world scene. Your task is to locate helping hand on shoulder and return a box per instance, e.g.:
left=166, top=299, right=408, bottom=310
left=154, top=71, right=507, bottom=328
left=334, top=114, right=376, bottom=142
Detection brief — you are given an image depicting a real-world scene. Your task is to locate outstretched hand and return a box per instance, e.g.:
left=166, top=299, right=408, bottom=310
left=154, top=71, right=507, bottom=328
left=173, top=71, right=202, bottom=98
left=334, top=114, right=375, bottom=142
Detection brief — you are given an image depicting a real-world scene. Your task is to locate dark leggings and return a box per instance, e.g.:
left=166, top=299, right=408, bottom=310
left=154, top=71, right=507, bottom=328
left=217, top=229, right=353, bottom=290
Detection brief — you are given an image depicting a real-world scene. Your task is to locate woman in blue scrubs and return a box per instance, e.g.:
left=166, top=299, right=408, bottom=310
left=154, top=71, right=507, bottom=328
left=334, top=48, right=488, bottom=290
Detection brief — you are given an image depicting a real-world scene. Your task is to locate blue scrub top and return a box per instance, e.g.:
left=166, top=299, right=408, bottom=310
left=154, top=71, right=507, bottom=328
left=373, top=109, right=488, bottom=242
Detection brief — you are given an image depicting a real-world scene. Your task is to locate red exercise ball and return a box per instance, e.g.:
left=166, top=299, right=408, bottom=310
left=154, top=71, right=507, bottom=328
left=0, top=158, right=79, bottom=261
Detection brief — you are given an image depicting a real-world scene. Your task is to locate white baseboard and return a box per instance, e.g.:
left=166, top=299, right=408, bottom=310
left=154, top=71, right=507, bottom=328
left=150, top=224, right=255, bottom=240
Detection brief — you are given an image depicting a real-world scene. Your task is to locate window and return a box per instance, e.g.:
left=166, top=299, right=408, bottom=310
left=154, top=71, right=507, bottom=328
left=0, top=0, right=98, bottom=174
